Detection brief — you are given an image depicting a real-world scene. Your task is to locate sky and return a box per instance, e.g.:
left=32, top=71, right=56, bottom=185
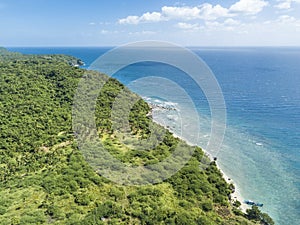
left=0, top=0, right=300, bottom=46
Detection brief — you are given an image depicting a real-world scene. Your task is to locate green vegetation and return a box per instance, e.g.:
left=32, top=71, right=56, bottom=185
left=0, top=48, right=273, bottom=224
left=246, top=206, right=274, bottom=225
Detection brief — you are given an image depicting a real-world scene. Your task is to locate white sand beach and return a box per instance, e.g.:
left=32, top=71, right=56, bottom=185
left=218, top=167, right=250, bottom=213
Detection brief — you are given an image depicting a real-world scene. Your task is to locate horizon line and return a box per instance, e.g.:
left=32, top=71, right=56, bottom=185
left=5, top=45, right=300, bottom=48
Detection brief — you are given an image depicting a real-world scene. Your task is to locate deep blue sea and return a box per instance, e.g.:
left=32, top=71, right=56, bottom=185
left=8, top=46, right=300, bottom=225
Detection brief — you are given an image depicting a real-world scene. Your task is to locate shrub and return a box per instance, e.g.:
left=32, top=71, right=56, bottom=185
left=201, top=201, right=213, bottom=212
left=0, top=206, right=7, bottom=215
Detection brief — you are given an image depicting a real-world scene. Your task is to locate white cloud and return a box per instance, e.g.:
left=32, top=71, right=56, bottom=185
left=277, top=15, right=296, bottom=23
left=100, top=30, right=109, bottom=34
left=224, top=18, right=241, bottom=26
left=140, top=31, right=156, bottom=35
left=268, top=15, right=300, bottom=29
left=129, top=31, right=156, bottom=35
left=119, top=16, right=140, bottom=25
left=229, top=0, right=269, bottom=15
left=118, top=4, right=231, bottom=24
left=275, top=1, right=292, bottom=9
left=99, top=22, right=111, bottom=25
left=205, top=18, right=241, bottom=31
left=176, top=22, right=201, bottom=30
left=274, top=0, right=300, bottom=9
left=140, top=12, right=163, bottom=22
left=258, top=15, right=300, bottom=27
left=100, top=30, right=119, bottom=35
left=162, top=6, right=201, bottom=20
left=118, top=0, right=270, bottom=25
left=198, top=3, right=231, bottom=20
left=205, top=21, right=222, bottom=28
left=162, top=4, right=230, bottom=20
left=263, top=20, right=272, bottom=24
left=119, top=12, right=163, bottom=24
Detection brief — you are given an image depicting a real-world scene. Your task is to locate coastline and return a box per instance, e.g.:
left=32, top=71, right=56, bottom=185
left=148, top=106, right=249, bottom=213
left=217, top=166, right=249, bottom=212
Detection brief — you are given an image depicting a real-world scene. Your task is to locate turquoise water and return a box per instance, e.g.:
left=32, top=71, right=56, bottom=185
left=8, top=47, right=300, bottom=225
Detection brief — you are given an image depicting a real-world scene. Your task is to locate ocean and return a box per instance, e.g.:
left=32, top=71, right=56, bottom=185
left=8, top=46, right=300, bottom=225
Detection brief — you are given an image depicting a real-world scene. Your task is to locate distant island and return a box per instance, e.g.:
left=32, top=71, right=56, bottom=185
left=0, top=48, right=274, bottom=224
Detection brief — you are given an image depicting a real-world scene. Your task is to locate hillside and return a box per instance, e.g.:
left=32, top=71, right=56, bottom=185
left=0, top=49, right=273, bottom=224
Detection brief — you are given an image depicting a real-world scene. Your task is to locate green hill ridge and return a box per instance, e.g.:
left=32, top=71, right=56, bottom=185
left=0, top=49, right=274, bottom=225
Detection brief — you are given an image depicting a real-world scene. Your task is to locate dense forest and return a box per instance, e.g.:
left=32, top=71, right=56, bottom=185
left=0, top=48, right=274, bottom=224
